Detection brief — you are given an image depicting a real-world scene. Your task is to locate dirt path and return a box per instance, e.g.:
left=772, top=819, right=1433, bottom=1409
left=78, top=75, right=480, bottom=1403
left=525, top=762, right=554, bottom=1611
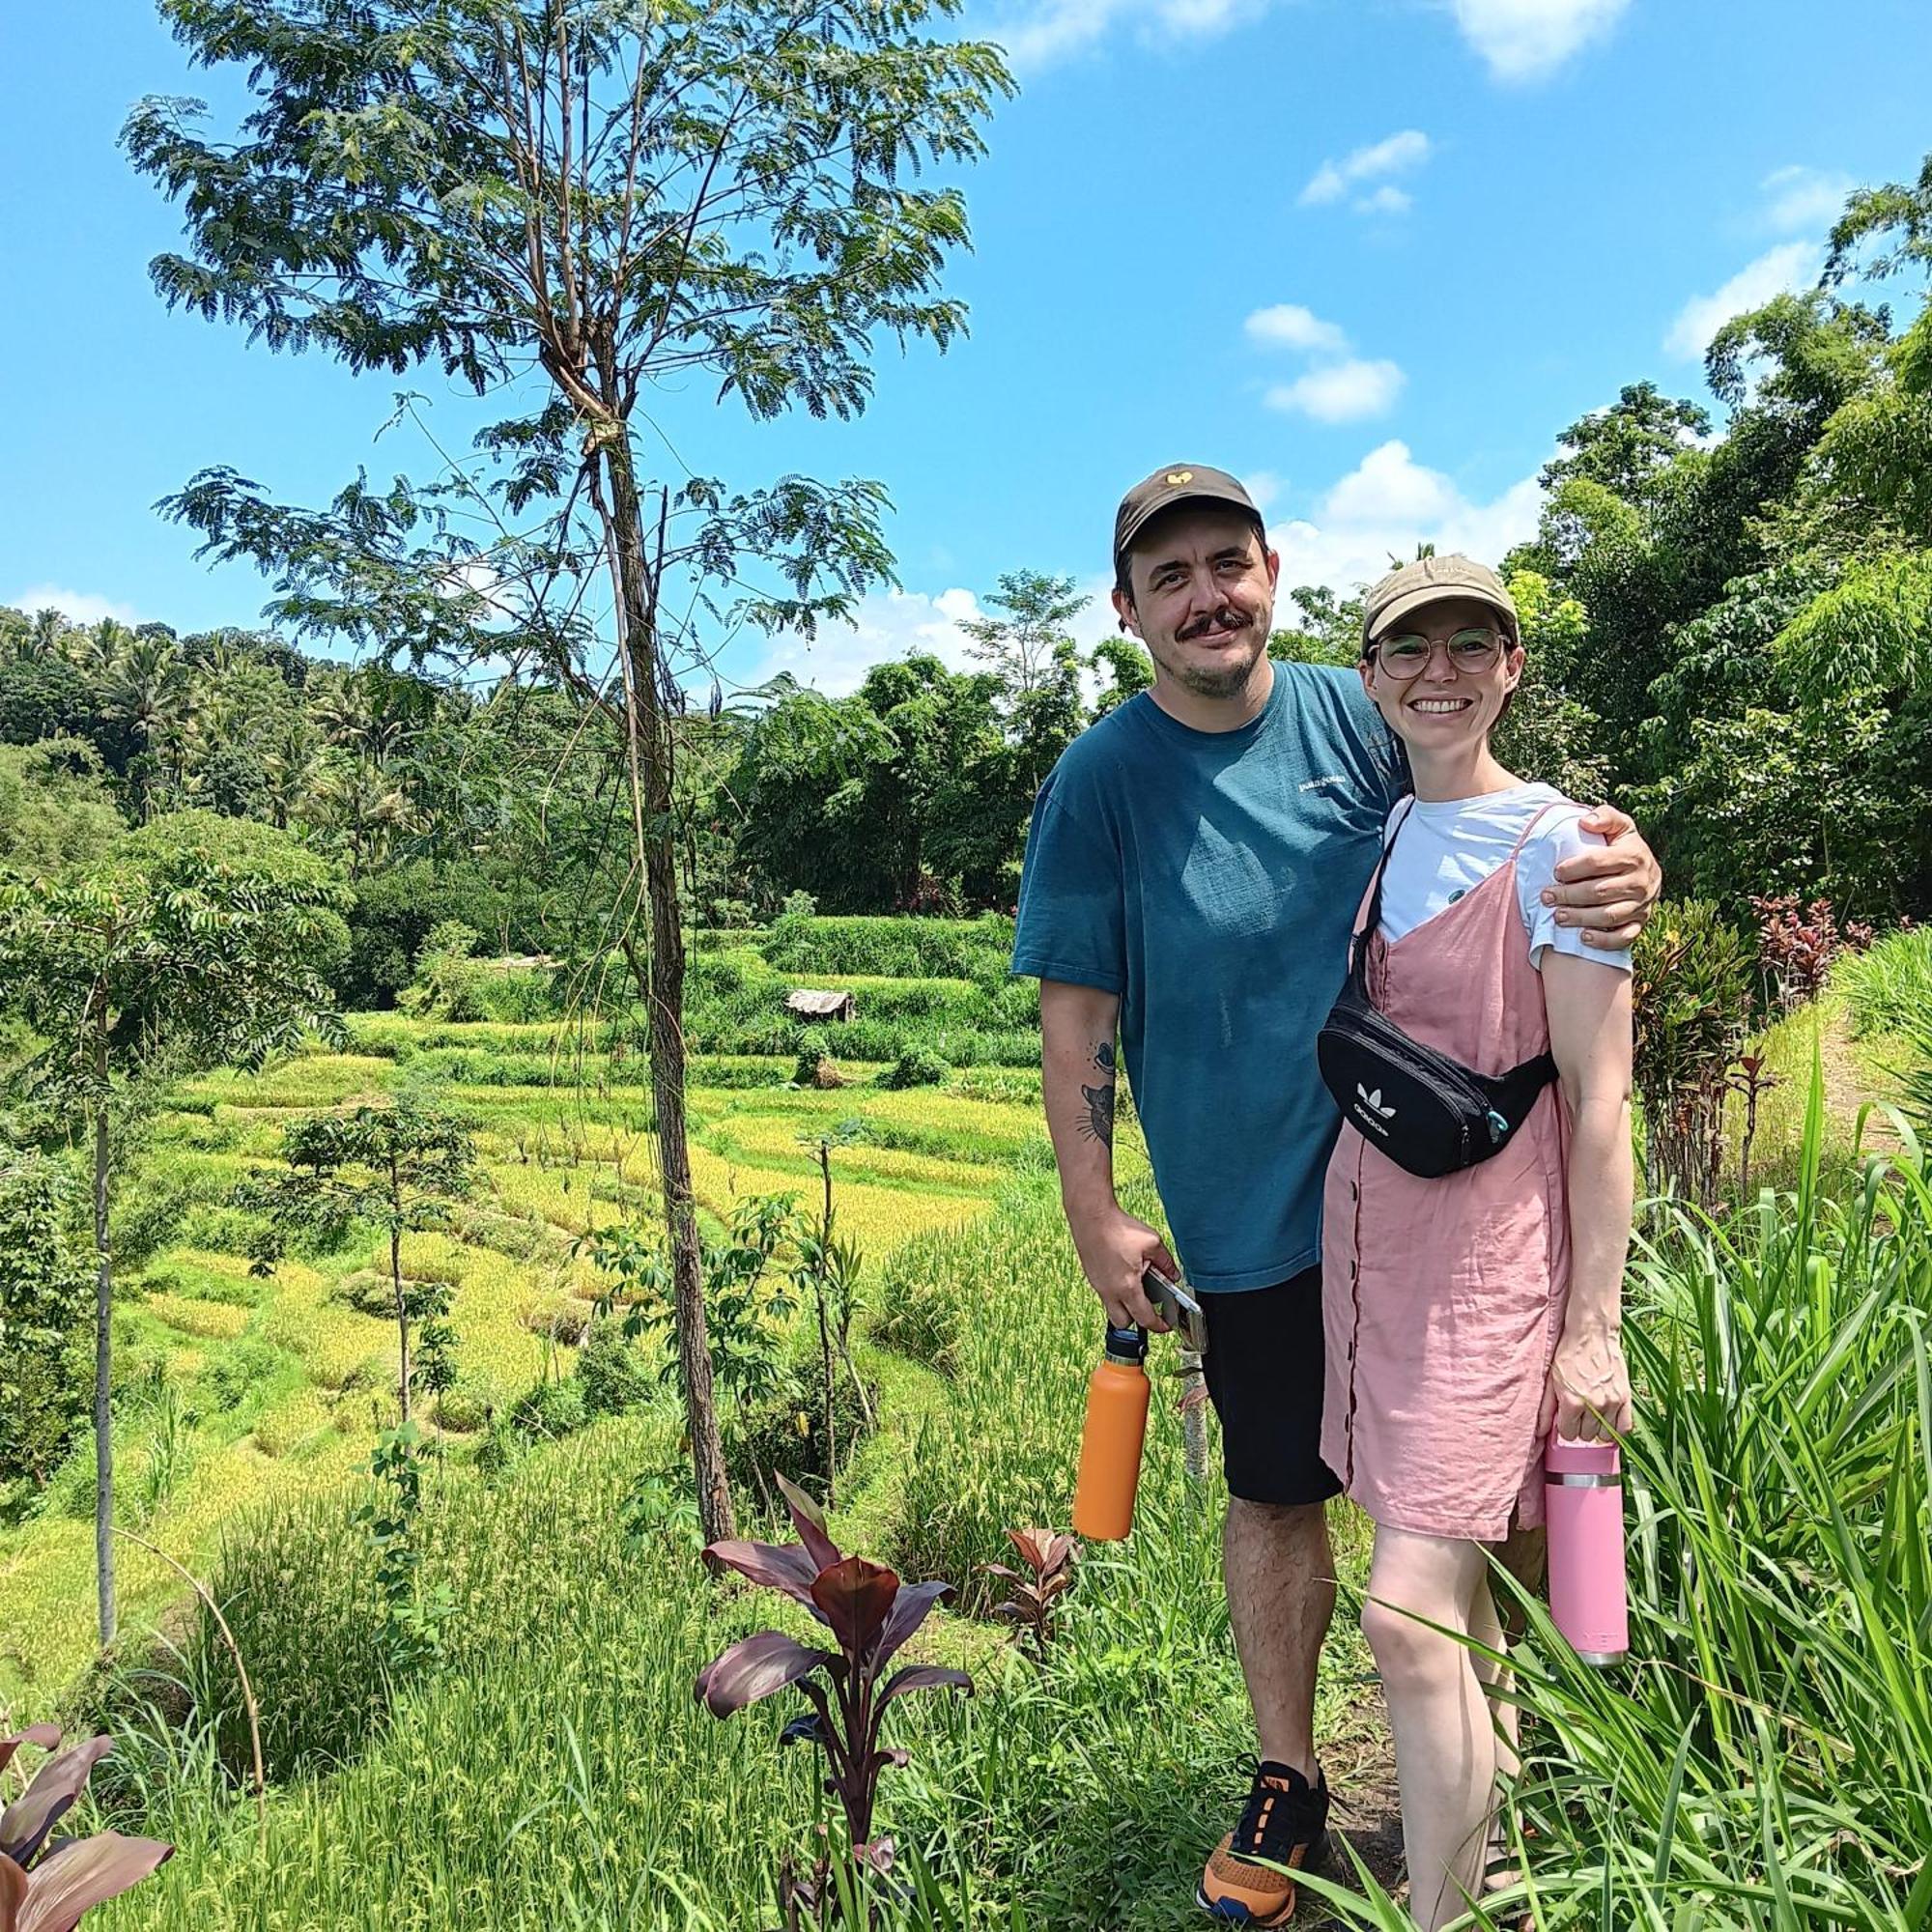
left=1310, top=1679, right=1406, bottom=1921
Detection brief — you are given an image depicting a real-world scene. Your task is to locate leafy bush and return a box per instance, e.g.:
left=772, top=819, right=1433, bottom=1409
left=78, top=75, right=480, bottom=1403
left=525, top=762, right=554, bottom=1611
left=1633, top=899, right=1755, bottom=1202
left=878, top=1046, right=950, bottom=1090
left=0, top=1152, right=91, bottom=1490
left=573, top=1321, right=653, bottom=1417
left=508, top=1377, right=587, bottom=1442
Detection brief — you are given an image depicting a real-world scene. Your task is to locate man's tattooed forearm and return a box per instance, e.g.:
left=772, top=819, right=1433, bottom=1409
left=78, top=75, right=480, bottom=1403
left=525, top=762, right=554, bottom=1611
left=1078, top=1038, right=1117, bottom=1146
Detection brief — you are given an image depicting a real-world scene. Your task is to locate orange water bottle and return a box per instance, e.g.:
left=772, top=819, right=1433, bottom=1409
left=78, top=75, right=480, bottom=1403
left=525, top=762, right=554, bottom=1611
left=1072, top=1324, right=1151, bottom=1540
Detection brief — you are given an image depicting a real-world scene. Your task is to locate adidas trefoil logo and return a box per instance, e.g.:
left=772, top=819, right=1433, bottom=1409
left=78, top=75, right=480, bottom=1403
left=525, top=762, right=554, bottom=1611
left=1356, top=1085, right=1396, bottom=1120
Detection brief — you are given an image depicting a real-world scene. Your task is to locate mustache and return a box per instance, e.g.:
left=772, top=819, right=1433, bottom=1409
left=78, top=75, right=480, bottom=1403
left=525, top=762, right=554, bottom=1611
left=1178, top=608, right=1249, bottom=641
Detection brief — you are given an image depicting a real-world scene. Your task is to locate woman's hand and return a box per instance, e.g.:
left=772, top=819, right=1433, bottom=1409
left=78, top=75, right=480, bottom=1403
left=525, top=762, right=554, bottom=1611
left=1540, top=1321, right=1633, bottom=1443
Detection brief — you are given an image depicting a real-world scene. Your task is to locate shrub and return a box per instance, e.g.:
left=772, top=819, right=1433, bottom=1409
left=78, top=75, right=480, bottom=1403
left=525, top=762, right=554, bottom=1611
left=1752, top=894, right=1872, bottom=1011
left=0, top=1152, right=91, bottom=1490
left=432, top=1386, right=487, bottom=1434
left=573, top=1321, right=652, bottom=1416
left=1633, top=899, right=1755, bottom=1204
left=878, top=1045, right=949, bottom=1090
left=508, top=1377, right=587, bottom=1442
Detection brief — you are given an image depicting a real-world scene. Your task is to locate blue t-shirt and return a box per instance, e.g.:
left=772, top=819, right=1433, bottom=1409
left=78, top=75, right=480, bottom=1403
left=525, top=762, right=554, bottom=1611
left=1010, top=663, right=1406, bottom=1291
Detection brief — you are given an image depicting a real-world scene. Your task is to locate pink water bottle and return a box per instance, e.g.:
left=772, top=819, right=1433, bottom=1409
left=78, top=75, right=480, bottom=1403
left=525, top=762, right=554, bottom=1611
left=1544, top=1437, right=1629, bottom=1665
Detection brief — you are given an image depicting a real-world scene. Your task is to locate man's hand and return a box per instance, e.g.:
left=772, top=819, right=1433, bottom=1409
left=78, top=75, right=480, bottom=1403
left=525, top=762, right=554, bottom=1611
left=1069, top=1204, right=1179, bottom=1331
left=1538, top=1321, right=1633, bottom=1443
left=1544, top=806, right=1662, bottom=950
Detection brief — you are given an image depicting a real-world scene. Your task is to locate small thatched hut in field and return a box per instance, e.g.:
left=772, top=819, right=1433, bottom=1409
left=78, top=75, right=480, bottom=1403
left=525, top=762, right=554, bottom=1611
left=784, top=987, right=856, bottom=1024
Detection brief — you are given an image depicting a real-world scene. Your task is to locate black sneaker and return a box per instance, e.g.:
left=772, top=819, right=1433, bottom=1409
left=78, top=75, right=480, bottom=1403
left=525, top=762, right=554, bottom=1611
left=1196, top=1762, right=1331, bottom=1924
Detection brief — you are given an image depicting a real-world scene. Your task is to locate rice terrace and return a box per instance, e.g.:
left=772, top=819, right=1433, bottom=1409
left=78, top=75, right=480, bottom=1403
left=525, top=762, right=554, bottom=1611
left=5, top=2, right=1932, bottom=1929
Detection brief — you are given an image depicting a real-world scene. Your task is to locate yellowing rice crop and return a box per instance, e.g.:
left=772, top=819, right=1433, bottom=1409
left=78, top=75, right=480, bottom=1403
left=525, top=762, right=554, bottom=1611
left=4, top=984, right=1035, bottom=1717
left=142, top=1293, right=251, bottom=1340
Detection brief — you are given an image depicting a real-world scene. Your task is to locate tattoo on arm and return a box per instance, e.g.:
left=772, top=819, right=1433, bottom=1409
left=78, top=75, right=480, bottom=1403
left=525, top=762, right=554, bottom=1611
left=1078, top=1039, right=1117, bottom=1146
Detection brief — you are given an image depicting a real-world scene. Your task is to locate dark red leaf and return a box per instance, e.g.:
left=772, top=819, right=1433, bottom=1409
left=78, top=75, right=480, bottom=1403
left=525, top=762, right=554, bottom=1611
left=702, top=1539, right=826, bottom=1618
left=979, top=1563, right=1020, bottom=1581
left=876, top=1664, right=973, bottom=1711
left=810, top=1556, right=900, bottom=1664
left=1007, top=1528, right=1046, bottom=1569
left=775, top=1474, right=842, bottom=1575
left=870, top=1578, right=952, bottom=1670
left=0, top=1738, right=113, bottom=1868
left=1, top=1853, right=24, bottom=1932
left=0, top=1731, right=59, bottom=1782
left=13, top=1832, right=173, bottom=1932
left=778, top=1714, right=824, bottom=1749
left=695, top=1632, right=834, bottom=1718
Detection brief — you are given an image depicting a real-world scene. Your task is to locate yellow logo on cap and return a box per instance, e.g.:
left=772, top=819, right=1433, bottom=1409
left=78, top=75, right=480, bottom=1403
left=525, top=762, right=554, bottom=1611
left=1165, top=469, right=1194, bottom=485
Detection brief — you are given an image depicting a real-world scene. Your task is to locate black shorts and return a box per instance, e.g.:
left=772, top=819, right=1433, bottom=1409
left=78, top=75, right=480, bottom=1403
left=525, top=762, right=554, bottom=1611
left=1200, top=1265, right=1342, bottom=1508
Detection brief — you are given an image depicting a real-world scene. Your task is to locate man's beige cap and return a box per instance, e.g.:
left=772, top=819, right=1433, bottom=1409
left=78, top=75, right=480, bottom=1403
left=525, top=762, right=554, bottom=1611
left=1113, top=464, right=1262, bottom=576
left=1361, top=554, right=1519, bottom=650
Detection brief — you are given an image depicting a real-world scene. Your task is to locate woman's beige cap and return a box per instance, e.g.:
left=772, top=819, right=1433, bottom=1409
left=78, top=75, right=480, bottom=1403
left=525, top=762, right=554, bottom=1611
left=1361, top=554, right=1519, bottom=649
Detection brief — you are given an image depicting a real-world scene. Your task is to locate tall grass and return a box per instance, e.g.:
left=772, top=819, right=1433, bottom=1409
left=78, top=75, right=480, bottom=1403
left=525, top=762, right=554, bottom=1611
left=1834, top=926, right=1932, bottom=1043
left=1308, top=1065, right=1932, bottom=1930
left=75, top=1071, right=1932, bottom=1928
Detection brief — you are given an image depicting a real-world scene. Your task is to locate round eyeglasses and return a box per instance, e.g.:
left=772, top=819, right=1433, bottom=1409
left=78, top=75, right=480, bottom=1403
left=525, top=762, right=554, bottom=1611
left=1369, top=626, right=1507, bottom=681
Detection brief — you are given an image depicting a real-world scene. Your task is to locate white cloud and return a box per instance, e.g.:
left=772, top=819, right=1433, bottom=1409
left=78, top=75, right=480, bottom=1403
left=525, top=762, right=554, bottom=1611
left=1760, top=164, right=1853, bottom=235
left=1299, top=128, right=1432, bottom=209
left=1664, top=240, right=1821, bottom=360
left=1451, top=0, right=1630, bottom=81
left=742, top=586, right=982, bottom=696
left=1244, top=302, right=1350, bottom=353
left=991, top=0, right=1272, bottom=68
left=1266, top=358, right=1406, bottom=423
left=743, top=577, right=1131, bottom=699
left=5, top=583, right=140, bottom=626
left=1243, top=469, right=1288, bottom=511
left=1265, top=441, right=1544, bottom=598
left=1355, top=185, right=1414, bottom=216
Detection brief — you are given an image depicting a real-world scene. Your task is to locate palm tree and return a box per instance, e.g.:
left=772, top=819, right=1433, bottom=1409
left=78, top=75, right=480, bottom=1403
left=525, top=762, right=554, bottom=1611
left=306, top=754, right=414, bottom=876
left=106, top=639, right=196, bottom=818
left=261, top=714, right=327, bottom=832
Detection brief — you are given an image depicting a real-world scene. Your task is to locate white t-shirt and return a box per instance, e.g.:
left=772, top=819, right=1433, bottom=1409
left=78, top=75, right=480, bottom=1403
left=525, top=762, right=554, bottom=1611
left=1376, top=783, right=1634, bottom=974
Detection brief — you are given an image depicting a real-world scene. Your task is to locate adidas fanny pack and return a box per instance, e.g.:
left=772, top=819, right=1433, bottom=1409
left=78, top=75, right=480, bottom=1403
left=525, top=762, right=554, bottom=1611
left=1317, top=803, right=1556, bottom=1179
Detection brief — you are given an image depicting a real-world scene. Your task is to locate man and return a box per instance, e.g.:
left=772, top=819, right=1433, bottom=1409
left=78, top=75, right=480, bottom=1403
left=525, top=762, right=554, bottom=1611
left=1009, top=465, right=1658, bottom=1925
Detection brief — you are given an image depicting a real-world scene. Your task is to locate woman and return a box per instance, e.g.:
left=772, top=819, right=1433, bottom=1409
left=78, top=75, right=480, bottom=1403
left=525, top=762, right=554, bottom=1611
left=1321, top=554, right=1634, bottom=1930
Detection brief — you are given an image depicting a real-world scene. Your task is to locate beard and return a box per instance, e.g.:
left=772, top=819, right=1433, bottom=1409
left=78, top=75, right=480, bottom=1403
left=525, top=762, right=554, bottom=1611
left=1147, top=613, right=1266, bottom=699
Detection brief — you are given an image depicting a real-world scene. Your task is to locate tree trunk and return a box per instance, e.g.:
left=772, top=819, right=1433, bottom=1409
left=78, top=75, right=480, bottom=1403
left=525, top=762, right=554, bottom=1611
left=91, top=1037, right=115, bottom=1646
left=598, top=428, right=735, bottom=1548
left=390, top=1220, right=412, bottom=1429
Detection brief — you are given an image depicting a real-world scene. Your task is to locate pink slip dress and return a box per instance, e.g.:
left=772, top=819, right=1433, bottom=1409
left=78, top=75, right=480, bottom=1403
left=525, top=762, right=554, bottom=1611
left=1320, top=804, right=1572, bottom=1542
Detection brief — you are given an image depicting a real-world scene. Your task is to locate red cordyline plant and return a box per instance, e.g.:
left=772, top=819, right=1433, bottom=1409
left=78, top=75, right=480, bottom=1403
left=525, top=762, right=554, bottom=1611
left=1752, top=895, right=1873, bottom=1011
left=0, top=1726, right=172, bottom=1932
left=980, top=1528, right=1077, bottom=1655
left=696, top=1475, right=971, bottom=1916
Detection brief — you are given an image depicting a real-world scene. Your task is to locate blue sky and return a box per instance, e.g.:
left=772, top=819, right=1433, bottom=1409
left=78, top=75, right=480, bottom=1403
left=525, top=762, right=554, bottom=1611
left=4, top=0, right=1930, bottom=694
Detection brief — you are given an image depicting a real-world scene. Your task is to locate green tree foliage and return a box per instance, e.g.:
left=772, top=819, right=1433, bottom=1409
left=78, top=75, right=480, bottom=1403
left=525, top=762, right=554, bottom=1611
left=126, top=0, right=1011, bottom=1553
left=0, top=1152, right=92, bottom=1493
left=0, top=744, right=126, bottom=876
left=244, top=1101, right=477, bottom=1430
left=0, top=812, right=347, bottom=1638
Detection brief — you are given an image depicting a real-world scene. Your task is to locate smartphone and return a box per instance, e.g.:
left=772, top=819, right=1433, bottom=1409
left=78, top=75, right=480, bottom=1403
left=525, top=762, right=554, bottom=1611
left=1141, top=1265, right=1208, bottom=1354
